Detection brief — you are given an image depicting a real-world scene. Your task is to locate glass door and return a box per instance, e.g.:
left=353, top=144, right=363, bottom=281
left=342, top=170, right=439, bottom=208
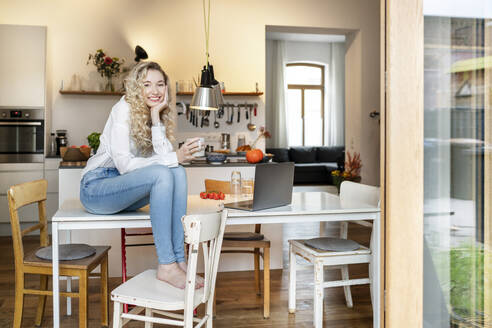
left=423, top=2, right=492, bottom=326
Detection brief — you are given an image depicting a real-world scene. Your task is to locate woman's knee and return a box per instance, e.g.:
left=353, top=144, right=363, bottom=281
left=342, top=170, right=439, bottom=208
left=171, top=165, right=187, bottom=184
left=146, top=165, right=174, bottom=186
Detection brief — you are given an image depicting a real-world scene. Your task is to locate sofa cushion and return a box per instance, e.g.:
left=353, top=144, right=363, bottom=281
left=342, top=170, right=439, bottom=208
left=289, top=147, right=317, bottom=163
left=294, top=165, right=332, bottom=184
left=266, top=148, right=290, bottom=162
left=317, top=146, right=345, bottom=163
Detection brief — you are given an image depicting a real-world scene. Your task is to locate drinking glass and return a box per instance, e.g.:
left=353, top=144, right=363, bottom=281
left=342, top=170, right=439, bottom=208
left=230, top=171, right=242, bottom=198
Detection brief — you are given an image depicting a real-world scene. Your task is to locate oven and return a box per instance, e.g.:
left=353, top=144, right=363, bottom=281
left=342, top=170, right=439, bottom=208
left=0, top=108, right=44, bottom=163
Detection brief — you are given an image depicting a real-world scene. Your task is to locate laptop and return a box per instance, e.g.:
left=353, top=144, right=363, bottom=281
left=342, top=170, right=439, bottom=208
left=224, top=162, right=295, bottom=211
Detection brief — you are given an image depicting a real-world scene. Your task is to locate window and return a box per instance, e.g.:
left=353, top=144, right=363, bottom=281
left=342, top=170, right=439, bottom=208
left=286, top=63, right=325, bottom=146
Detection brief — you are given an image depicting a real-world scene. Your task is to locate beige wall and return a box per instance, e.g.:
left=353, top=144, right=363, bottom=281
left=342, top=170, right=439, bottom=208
left=0, top=0, right=380, bottom=184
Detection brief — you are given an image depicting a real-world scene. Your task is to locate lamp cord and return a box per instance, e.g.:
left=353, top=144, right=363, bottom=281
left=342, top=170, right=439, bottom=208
left=202, top=0, right=211, bottom=65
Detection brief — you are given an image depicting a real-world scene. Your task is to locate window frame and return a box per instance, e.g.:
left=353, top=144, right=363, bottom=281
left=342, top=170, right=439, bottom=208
left=286, top=62, right=325, bottom=146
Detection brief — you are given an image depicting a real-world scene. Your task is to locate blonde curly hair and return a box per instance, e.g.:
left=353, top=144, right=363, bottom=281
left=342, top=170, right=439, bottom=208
left=124, top=61, right=175, bottom=156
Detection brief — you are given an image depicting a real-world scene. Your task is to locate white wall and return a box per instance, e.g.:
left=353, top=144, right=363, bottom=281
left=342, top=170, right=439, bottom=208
left=1, top=0, right=380, bottom=184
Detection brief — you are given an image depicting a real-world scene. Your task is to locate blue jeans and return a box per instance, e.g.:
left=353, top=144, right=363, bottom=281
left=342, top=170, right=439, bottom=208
left=80, top=165, right=187, bottom=265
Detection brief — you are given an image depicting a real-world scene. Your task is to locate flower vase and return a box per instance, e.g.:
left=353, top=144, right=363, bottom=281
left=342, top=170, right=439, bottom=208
left=332, top=176, right=344, bottom=194
left=104, top=77, right=115, bottom=92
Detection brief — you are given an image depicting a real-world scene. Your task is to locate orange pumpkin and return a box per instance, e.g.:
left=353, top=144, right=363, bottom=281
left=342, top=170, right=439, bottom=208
left=246, top=149, right=264, bottom=163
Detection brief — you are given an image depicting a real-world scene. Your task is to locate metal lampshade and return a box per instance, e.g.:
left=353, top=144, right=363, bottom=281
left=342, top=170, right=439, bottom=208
left=212, top=83, right=224, bottom=106
left=190, top=86, right=218, bottom=111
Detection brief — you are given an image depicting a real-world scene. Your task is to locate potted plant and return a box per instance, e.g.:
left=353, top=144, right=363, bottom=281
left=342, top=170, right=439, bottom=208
left=331, top=151, right=362, bottom=193
left=87, top=49, right=125, bottom=92
left=87, top=132, right=101, bottom=154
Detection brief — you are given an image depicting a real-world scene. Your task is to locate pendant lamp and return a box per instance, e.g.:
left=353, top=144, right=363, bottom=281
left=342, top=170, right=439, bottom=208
left=190, top=0, right=222, bottom=111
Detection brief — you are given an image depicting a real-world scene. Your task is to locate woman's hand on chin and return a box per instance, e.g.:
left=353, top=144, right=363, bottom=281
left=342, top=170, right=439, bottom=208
left=150, top=85, right=169, bottom=125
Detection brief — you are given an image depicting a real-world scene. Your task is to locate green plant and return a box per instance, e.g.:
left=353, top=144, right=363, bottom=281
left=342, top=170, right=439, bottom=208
left=87, top=132, right=101, bottom=152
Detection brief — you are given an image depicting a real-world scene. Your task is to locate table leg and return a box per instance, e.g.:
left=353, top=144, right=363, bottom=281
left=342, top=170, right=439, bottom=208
left=52, top=222, right=60, bottom=328
left=66, top=230, right=72, bottom=316
left=370, top=215, right=381, bottom=328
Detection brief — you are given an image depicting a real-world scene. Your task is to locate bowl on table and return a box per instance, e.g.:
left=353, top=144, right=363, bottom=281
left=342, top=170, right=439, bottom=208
left=206, top=152, right=227, bottom=165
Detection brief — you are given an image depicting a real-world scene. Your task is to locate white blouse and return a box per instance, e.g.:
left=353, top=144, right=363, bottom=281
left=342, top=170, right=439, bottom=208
left=81, top=96, right=178, bottom=178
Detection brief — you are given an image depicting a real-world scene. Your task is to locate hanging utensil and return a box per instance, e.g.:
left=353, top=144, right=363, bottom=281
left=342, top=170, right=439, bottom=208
left=203, top=111, right=210, bottom=127
left=227, top=104, right=233, bottom=125
left=247, top=107, right=256, bottom=131
left=254, top=103, right=257, bottom=116
left=245, top=105, right=249, bottom=120
left=214, top=111, right=220, bottom=128
left=237, top=105, right=241, bottom=123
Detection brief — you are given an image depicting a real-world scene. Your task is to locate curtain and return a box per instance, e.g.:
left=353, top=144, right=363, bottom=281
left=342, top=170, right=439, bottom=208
left=325, top=43, right=345, bottom=146
left=266, top=40, right=288, bottom=148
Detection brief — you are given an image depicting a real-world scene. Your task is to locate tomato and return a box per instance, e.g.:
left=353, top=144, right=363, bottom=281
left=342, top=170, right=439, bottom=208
left=80, top=145, right=89, bottom=148
left=70, top=145, right=78, bottom=148
left=219, top=192, right=225, bottom=200
left=200, top=192, right=207, bottom=199
left=213, top=192, right=220, bottom=200
left=207, top=192, right=214, bottom=199
left=246, top=149, right=264, bottom=163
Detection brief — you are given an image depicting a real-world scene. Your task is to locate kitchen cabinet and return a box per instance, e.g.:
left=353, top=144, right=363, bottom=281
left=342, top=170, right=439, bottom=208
left=0, top=164, right=44, bottom=230
left=0, top=25, right=46, bottom=107
left=0, top=159, right=61, bottom=235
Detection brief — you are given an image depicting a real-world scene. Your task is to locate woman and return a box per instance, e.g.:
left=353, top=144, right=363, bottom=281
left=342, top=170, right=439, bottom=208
left=80, top=61, right=200, bottom=289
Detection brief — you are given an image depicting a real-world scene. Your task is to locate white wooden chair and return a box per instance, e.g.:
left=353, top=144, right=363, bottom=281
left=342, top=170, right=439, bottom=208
left=288, top=181, right=380, bottom=328
left=111, top=210, right=228, bottom=328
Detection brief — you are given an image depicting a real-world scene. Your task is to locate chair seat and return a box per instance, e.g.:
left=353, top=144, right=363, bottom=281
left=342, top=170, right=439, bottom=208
left=290, top=239, right=370, bottom=257
left=223, top=232, right=264, bottom=241
left=222, top=237, right=270, bottom=248
left=111, top=269, right=204, bottom=311
left=24, top=245, right=110, bottom=270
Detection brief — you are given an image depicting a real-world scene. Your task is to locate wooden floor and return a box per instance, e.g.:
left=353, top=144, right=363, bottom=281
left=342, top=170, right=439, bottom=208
left=0, top=236, right=373, bottom=327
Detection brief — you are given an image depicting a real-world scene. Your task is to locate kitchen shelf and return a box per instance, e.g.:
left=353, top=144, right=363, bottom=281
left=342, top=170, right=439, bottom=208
left=176, top=91, right=263, bottom=96
left=59, top=90, right=124, bottom=96
left=60, top=90, right=263, bottom=96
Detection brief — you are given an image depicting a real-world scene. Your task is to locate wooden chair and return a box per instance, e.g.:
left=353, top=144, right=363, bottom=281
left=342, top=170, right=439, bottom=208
left=111, top=210, right=228, bottom=327
left=204, top=179, right=271, bottom=318
left=288, top=181, right=380, bottom=328
left=7, top=179, right=110, bottom=328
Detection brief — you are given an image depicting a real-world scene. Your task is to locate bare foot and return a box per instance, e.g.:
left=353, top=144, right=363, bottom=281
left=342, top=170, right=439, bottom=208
left=178, top=261, right=205, bottom=288
left=156, top=263, right=187, bottom=289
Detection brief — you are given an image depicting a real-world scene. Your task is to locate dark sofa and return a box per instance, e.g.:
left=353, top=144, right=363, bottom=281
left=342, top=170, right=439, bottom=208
left=266, top=146, right=345, bottom=185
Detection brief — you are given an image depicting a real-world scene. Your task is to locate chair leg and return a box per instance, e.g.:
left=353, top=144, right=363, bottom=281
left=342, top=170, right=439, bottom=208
left=319, top=222, right=326, bottom=236
left=288, top=244, right=296, bottom=313
left=144, top=308, right=153, bottom=328
left=101, top=255, right=109, bottom=326
left=263, top=247, right=270, bottom=319
left=254, top=247, right=261, bottom=295
left=112, top=301, right=123, bottom=328
left=121, top=228, right=129, bottom=314
left=206, top=298, right=214, bottom=328
left=34, top=275, right=48, bottom=326
left=13, top=273, right=24, bottom=328
left=341, top=265, right=354, bottom=308
left=313, top=260, right=324, bottom=328
left=79, top=271, right=89, bottom=328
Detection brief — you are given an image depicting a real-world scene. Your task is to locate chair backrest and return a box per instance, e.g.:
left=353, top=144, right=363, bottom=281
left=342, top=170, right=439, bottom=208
left=181, top=210, right=227, bottom=315
left=339, top=181, right=380, bottom=207
left=7, top=179, right=48, bottom=269
left=204, top=179, right=254, bottom=194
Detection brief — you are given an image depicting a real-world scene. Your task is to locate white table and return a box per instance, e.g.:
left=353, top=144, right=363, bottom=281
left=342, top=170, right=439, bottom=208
left=52, top=192, right=381, bottom=327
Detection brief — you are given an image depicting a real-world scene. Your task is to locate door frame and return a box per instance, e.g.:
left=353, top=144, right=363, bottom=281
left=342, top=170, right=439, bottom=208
left=382, top=0, right=424, bottom=327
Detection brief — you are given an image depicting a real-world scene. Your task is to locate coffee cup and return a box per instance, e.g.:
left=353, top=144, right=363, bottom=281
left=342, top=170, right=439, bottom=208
left=187, top=137, right=205, bottom=157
